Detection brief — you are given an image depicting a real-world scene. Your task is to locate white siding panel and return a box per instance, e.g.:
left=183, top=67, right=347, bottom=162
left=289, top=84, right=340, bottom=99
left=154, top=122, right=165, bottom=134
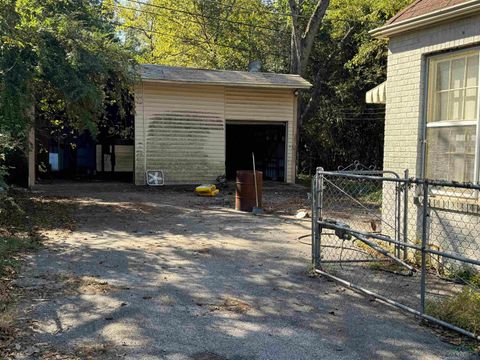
left=134, top=84, right=146, bottom=184
left=225, top=87, right=294, bottom=122
left=225, top=87, right=296, bottom=182
left=135, top=83, right=225, bottom=185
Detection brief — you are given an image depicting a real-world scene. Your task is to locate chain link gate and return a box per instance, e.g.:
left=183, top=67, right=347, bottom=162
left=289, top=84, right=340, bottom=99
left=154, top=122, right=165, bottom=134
left=311, top=164, right=480, bottom=340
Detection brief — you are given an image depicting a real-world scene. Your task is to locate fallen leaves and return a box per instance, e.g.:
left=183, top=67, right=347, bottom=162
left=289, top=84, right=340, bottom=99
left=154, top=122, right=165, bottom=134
left=195, top=296, right=252, bottom=315
left=15, top=274, right=120, bottom=297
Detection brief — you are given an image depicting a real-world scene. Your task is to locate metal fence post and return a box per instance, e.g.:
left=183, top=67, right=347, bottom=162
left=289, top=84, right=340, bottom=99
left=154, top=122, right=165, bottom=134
left=395, top=181, right=401, bottom=258
left=317, top=168, right=324, bottom=269
left=403, top=169, right=409, bottom=260
left=312, top=167, right=323, bottom=269
left=420, top=180, right=429, bottom=314
left=311, top=173, right=318, bottom=267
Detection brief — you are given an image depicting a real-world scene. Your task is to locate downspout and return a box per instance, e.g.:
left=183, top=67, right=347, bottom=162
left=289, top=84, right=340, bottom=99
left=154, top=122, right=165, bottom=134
left=418, top=56, right=429, bottom=180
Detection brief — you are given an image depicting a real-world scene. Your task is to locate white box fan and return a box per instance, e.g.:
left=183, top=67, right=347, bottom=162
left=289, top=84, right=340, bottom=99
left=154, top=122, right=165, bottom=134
left=146, top=170, right=165, bottom=186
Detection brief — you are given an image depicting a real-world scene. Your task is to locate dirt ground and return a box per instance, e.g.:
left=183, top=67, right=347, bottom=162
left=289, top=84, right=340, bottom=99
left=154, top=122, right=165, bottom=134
left=3, top=181, right=477, bottom=359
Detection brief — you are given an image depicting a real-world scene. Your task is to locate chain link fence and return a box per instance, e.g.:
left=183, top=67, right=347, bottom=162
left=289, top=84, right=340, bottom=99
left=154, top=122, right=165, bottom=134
left=311, top=165, right=480, bottom=340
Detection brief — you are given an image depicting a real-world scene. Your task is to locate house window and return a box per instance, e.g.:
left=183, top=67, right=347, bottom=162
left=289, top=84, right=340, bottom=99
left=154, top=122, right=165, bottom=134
left=426, top=50, right=480, bottom=183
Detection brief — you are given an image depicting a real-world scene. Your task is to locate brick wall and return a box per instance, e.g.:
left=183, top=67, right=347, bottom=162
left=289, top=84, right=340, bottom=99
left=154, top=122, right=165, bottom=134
left=384, top=14, right=480, bottom=177
left=382, top=15, right=480, bottom=262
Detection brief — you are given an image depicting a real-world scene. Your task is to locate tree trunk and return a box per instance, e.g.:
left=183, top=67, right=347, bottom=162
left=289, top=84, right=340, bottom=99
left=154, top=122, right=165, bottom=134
left=288, top=0, right=330, bottom=176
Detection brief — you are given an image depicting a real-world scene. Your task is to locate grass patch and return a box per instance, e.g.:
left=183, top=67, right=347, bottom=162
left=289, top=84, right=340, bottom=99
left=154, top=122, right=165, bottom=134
left=358, top=188, right=383, bottom=206
left=297, top=173, right=383, bottom=206
left=369, top=260, right=402, bottom=271
left=0, top=236, right=41, bottom=277
left=322, top=179, right=383, bottom=207
left=447, top=267, right=480, bottom=287
left=426, top=286, right=480, bottom=336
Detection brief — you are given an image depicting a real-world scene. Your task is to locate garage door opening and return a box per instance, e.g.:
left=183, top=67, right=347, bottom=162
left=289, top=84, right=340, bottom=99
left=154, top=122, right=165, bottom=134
left=226, top=123, right=286, bottom=182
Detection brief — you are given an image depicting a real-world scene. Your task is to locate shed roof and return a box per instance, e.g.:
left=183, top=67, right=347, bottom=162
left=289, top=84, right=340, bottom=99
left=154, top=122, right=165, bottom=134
left=387, top=0, right=470, bottom=24
left=140, top=64, right=312, bottom=89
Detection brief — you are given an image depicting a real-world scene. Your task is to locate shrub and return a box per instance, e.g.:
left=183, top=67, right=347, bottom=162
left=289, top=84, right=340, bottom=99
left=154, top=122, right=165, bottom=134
left=426, top=286, right=480, bottom=336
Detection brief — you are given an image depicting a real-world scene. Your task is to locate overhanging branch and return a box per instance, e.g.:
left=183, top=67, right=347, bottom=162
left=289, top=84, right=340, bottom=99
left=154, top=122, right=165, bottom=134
left=301, top=26, right=354, bottom=122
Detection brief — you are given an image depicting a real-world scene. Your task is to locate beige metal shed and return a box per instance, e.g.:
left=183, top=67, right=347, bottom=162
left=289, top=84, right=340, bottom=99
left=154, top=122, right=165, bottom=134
left=134, top=65, right=311, bottom=185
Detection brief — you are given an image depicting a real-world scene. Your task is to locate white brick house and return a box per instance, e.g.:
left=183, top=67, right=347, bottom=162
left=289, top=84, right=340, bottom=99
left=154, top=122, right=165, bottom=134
left=370, top=0, right=480, bottom=179
left=367, top=0, right=480, bottom=258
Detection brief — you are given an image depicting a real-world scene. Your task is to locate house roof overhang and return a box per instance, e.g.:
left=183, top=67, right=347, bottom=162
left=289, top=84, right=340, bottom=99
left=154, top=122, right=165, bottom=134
left=370, top=0, right=480, bottom=39
left=140, top=64, right=312, bottom=89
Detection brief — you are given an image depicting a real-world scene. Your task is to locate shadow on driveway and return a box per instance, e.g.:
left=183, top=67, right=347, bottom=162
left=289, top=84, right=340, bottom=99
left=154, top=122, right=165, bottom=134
left=11, top=183, right=476, bottom=359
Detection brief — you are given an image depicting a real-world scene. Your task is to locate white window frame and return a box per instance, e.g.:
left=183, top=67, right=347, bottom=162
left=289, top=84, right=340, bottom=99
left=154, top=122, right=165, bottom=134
left=425, top=48, right=480, bottom=192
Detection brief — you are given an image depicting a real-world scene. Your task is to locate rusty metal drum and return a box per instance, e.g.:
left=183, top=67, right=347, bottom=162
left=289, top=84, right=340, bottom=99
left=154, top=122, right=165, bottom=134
left=235, top=170, right=263, bottom=212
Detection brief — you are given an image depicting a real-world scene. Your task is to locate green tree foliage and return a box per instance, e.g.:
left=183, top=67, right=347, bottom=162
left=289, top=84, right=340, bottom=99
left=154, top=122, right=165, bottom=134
left=0, top=0, right=135, bottom=186
left=298, top=0, right=412, bottom=172
left=117, top=0, right=289, bottom=71
left=0, top=0, right=34, bottom=186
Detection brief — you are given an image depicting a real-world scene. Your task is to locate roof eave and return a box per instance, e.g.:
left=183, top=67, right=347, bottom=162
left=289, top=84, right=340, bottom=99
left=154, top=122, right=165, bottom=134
left=370, top=0, right=480, bottom=39
left=140, top=78, right=312, bottom=89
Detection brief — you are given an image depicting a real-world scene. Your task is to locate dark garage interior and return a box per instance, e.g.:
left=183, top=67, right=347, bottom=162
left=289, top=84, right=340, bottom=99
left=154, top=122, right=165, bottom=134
left=226, top=123, right=286, bottom=182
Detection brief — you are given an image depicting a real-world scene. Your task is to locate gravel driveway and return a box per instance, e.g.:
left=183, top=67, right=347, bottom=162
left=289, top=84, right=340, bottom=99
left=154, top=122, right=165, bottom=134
left=9, top=183, right=476, bottom=359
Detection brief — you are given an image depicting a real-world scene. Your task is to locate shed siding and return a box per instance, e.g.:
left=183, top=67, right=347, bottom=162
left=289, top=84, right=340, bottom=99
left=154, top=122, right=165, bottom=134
left=135, top=82, right=297, bottom=185
left=225, top=87, right=296, bottom=183
left=134, top=84, right=146, bottom=185
left=135, top=82, right=225, bottom=185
